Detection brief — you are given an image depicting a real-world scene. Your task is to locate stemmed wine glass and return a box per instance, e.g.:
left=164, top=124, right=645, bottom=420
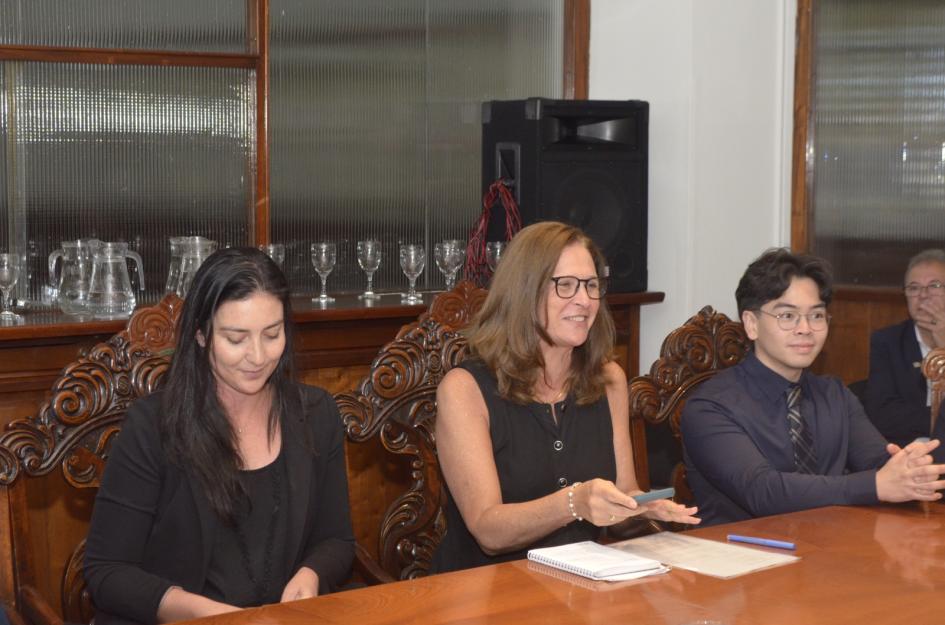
left=486, top=241, right=506, bottom=273
left=0, top=254, right=23, bottom=324
left=311, top=242, right=337, bottom=304
left=357, top=239, right=382, bottom=300
left=434, top=239, right=465, bottom=291
left=259, top=243, right=286, bottom=269
left=399, top=244, right=426, bottom=304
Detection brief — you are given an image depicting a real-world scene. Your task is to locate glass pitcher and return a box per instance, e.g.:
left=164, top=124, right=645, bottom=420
left=86, top=242, right=146, bottom=319
left=48, top=239, right=101, bottom=315
left=166, top=236, right=217, bottom=295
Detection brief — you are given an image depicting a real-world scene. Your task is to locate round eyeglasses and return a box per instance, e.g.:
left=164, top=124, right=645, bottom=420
left=549, top=276, right=606, bottom=300
left=754, top=309, right=831, bottom=331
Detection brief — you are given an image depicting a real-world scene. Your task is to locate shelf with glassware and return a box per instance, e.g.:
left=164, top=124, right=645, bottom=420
left=0, top=283, right=664, bottom=431
left=0, top=236, right=493, bottom=328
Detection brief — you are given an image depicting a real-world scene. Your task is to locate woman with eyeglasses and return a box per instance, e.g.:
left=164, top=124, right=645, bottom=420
left=431, top=221, right=699, bottom=573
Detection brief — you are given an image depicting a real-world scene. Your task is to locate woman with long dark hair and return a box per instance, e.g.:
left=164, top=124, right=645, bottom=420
left=432, top=222, right=699, bottom=573
left=85, top=247, right=354, bottom=624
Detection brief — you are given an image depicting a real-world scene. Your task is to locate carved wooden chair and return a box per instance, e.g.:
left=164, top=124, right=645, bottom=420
left=336, top=280, right=487, bottom=582
left=0, top=294, right=182, bottom=625
left=923, top=346, right=945, bottom=434
left=628, top=306, right=750, bottom=506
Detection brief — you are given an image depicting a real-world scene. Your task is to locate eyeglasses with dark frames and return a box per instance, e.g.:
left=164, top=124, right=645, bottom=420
left=904, top=282, right=945, bottom=298
left=754, top=309, right=831, bottom=331
left=549, top=276, right=606, bottom=300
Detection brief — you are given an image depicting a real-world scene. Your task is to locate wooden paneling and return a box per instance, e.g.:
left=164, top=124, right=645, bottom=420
left=810, top=286, right=908, bottom=384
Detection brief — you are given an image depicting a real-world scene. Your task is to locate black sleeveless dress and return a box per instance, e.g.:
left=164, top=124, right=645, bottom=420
left=431, top=359, right=617, bottom=573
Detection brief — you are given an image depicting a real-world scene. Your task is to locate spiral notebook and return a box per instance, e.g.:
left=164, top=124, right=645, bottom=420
left=527, top=541, right=670, bottom=581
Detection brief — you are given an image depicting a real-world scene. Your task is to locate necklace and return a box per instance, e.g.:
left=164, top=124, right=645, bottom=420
left=537, top=373, right=568, bottom=405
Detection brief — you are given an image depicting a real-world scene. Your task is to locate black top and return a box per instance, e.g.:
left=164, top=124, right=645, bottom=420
left=84, top=384, right=355, bottom=625
left=865, top=319, right=930, bottom=446
left=203, top=451, right=289, bottom=606
left=431, top=359, right=617, bottom=573
left=682, top=351, right=888, bottom=526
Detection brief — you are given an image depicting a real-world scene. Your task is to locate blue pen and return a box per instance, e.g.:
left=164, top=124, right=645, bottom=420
left=727, top=534, right=796, bottom=551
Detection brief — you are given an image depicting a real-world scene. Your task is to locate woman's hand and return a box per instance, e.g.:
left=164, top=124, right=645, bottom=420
left=638, top=498, right=701, bottom=525
left=281, top=567, right=320, bottom=603
left=571, top=478, right=644, bottom=526
left=156, top=587, right=239, bottom=623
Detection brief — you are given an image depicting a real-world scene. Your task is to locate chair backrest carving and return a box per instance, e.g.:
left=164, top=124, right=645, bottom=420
left=0, top=294, right=181, bottom=624
left=335, top=280, right=486, bottom=580
left=923, top=346, right=945, bottom=432
left=628, top=306, right=750, bottom=505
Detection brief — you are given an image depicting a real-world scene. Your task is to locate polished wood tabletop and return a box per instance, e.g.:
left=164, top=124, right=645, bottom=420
left=181, top=503, right=945, bottom=625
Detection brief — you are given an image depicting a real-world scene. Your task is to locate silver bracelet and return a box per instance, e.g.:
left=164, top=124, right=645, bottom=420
left=567, top=481, right=583, bottom=521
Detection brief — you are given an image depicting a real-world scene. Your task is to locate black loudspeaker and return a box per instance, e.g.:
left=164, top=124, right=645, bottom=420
left=482, top=98, right=648, bottom=293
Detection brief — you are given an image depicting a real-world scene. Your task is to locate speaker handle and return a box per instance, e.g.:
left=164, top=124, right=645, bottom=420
left=494, top=142, right=520, bottom=205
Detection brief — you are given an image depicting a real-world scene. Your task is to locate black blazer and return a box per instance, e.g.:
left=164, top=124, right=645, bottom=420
left=865, top=319, right=931, bottom=447
left=84, top=385, right=354, bottom=625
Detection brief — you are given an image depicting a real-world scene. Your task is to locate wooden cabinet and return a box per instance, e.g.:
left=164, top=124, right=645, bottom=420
left=0, top=292, right=663, bottom=425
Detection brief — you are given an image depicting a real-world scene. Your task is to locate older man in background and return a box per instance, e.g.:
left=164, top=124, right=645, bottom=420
left=865, top=249, right=945, bottom=447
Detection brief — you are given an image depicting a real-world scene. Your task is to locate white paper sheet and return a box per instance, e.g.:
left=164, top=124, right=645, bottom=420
left=611, top=532, right=799, bottom=579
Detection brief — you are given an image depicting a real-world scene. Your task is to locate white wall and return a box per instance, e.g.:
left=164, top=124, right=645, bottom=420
left=590, top=0, right=797, bottom=372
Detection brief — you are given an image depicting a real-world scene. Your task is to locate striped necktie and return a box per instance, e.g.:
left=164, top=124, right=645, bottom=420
left=786, top=385, right=817, bottom=474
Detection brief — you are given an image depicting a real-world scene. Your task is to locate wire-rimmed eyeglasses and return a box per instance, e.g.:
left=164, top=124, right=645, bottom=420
left=549, top=276, right=607, bottom=300
left=754, top=309, right=831, bottom=331
left=904, top=282, right=945, bottom=298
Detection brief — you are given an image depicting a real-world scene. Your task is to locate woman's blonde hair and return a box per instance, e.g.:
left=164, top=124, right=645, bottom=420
left=466, top=221, right=616, bottom=405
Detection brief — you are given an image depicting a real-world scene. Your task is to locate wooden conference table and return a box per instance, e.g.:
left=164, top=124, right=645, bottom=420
left=181, top=504, right=945, bottom=625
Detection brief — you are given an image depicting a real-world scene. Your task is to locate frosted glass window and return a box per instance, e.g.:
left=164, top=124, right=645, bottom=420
left=812, top=0, right=945, bottom=285
left=1, top=62, right=256, bottom=304
left=0, top=63, right=8, bottom=252
left=269, top=0, right=565, bottom=295
left=0, top=0, right=248, bottom=52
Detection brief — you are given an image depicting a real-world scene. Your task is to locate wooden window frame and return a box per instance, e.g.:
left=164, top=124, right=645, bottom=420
left=0, top=0, right=589, bottom=247
left=791, top=0, right=813, bottom=253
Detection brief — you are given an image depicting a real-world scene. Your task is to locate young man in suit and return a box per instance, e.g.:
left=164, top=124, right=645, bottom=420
left=866, top=249, right=945, bottom=447
left=681, top=248, right=945, bottom=526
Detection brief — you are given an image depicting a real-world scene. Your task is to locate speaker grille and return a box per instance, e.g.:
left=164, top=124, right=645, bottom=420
left=540, top=160, right=646, bottom=292
left=482, top=98, right=648, bottom=292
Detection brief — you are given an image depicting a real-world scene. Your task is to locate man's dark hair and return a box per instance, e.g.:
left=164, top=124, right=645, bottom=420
left=735, top=248, right=833, bottom=317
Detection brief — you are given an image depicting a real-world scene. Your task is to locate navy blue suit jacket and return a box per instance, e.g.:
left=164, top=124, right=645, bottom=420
left=865, top=320, right=930, bottom=447
left=682, top=352, right=888, bottom=526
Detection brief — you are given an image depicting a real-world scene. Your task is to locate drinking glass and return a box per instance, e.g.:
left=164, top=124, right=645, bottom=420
left=311, top=242, right=337, bottom=303
left=357, top=239, right=382, bottom=300
left=434, top=239, right=465, bottom=291
left=0, top=254, right=23, bottom=323
left=486, top=241, right=506, bottom=273
left=259, top=243, right=286, bottom=269
left=399, top=244, right=426, bottom=304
